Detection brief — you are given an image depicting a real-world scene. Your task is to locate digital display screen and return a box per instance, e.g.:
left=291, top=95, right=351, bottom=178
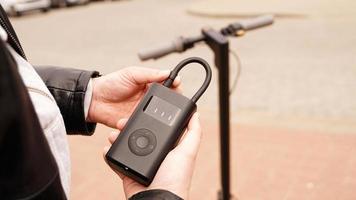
left=144, top=96, right=181, bottom=126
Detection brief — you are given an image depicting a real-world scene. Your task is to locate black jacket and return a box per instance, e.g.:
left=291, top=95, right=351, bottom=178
left=0, top=6, right=181, bottom=200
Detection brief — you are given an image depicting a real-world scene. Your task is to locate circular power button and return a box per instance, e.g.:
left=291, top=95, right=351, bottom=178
left=128, top=129, right=156, bottom=156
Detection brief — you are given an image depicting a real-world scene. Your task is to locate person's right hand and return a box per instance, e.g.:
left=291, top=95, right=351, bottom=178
left=103, top=113, right=202, bottom=199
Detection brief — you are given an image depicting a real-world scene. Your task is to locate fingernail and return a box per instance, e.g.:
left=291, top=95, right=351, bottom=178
left=103, top=146, right=110, bottom=153
left=174, top=76, right=181, bottom=82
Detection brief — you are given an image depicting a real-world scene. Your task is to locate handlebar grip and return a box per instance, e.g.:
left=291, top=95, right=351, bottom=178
left=138, top=37, right=185, bottom=61
left=240, top=15, right=274, bottom=31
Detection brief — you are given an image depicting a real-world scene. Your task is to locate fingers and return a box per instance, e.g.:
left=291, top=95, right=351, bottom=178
left=116, top=118, right=128, bottom=130
left=173, top=113, right=202, bottom=157
left=103, top=145, right=110, bottom=155
left=124, top=67, right=182, bottom=88
left=172, top=75, right=181, bottom=88
left=103, top=118, right=130, bottom=180
left=108, top=131, right=119, bottom=144
left=109, top=117, right=128, bottom=144
left=173, top=86, right=183, bottom=94
left=125, top=67, right=170, bottom=85
left=172, top=76, right=183, bottom=94
left=102, top=146, right=110, bottom=165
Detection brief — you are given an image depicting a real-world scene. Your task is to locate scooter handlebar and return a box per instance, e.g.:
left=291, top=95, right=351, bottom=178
left=138, top=37, right=185, bottom=61
left=239, top=14, right=274, bottom=31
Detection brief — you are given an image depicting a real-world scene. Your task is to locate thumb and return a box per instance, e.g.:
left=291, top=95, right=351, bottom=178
left=172, top=113, right=202, bottom=158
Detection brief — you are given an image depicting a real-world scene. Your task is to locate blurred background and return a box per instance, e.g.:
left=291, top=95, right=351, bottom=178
left=3, top=0, right=356, bottom=199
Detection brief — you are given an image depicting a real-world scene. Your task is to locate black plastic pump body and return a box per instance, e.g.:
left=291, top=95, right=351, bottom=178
left=106, top=57, right=212, bottom=186
left=106, top=83, right=197, bottom=185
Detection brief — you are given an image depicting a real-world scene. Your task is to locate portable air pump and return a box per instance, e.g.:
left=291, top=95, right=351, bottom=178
left=106, top=57, right=212, bottom=186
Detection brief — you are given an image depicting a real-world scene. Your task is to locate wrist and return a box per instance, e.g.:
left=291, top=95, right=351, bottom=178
left=84, top=79, right=93, bottom=120
left=87, top=77, right=99, bottom=123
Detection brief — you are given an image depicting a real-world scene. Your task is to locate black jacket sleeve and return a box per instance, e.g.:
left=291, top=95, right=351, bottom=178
left=129, top=190, right=183, bottom=200
left=35, top=66, right=100, bottom=135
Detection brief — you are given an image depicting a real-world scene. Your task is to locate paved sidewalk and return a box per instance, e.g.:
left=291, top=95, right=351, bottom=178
left=69, top=113, right=356, bottom=199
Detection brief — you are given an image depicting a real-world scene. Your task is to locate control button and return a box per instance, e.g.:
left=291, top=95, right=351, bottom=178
left=128, top=129, right=156, bottom=156
left=136, top=136, right=149, bottom=148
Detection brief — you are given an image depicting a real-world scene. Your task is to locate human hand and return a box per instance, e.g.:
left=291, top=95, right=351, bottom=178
left=103, top=113, right=201, bottom=199
left=87, top=67, right=180, bottom=128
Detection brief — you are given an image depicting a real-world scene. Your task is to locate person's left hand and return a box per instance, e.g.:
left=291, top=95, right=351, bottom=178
left=87, top=67, right=180, bottom=128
